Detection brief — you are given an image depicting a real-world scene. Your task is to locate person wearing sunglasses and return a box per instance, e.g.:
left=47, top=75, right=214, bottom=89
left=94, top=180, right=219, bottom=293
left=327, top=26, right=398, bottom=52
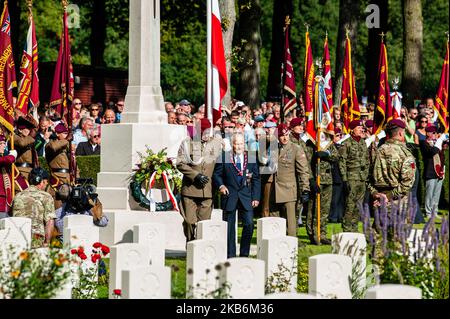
left=414, top=115, right=428, bottom=144
left=75, top=126, right=101, bottom=156
left=89, top=103, right=102, bottom=124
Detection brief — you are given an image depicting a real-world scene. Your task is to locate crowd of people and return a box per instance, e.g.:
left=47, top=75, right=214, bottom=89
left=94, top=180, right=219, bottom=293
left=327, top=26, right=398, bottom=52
left=170, top=97, right=449, bottom=257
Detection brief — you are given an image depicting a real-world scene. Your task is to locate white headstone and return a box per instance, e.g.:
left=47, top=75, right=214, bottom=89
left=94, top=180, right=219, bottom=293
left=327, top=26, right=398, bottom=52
left=197, top=220, right=227, bottom=243
left=263, top=292, right=322, bottom=299
left=132, top=223, right=165, bottom=266
left=63, top=225, right=100, bottom=251
left=0, top=217, right=32, bottom=250
left=261, top=236, right=298, bottom=292
left=309, top=254, right=352, bottom=299
left=109, top=243, right=151, bottom=299
left=219, top=257, right=265, bottom=299
left=256, top=217, right=286, bottom=259
left=186, top=240, right=227, bottom=299
left=121, top=265, right=171, bottom=299
left=63, top=215, right=93, bottom=230
left=211, top=209, right=223, bottom=221
left=100, top=211, right=186, bottom=253
left=365, top=284, right=422, bottom=299
left=332, top=232, right=367, bottom=289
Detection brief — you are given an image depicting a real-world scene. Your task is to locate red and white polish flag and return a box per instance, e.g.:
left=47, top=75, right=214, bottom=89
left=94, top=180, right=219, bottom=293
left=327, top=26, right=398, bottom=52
left=206, top=0, right=228, bottom=127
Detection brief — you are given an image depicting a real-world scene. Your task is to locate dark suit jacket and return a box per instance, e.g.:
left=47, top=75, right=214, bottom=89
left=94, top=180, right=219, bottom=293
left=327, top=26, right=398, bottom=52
left=76, top=142, right=101, bottom=156
left=419, top=140, right=444, bottom=180
left=213, top=151, right=261, bottom=212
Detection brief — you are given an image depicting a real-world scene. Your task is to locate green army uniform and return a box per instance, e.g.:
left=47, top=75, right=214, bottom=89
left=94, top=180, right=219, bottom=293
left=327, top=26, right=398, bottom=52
left=371, top=139, right=416, bottom=210
left=12, top=185, right=56, bottom=248
left=339, top=136, right=369, bottom=232
left=306, top=143, right=339, bottom=242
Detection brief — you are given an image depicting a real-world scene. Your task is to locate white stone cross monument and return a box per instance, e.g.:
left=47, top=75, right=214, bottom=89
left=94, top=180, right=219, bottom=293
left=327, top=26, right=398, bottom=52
left=96, top=0, right=187, bottom=251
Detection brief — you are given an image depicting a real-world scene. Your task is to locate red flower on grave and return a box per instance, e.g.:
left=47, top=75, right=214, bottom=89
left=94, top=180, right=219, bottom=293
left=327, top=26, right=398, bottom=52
left=70, top=249, right=77, bottom=255
left=93, top=242, right=102, bottom=249
left=91, top=253, right=101, bottom=263
left=77, top=246, right=85, bottom=255
left=113, top=289, right=122, bottom=296
left=101, top=245, right=110, bottom=255
left=79, top=253, right=87, bottom=260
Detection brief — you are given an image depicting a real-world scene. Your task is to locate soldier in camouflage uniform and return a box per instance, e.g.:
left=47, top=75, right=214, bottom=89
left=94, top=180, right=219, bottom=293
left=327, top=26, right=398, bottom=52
left=177, top=119, right=222, bottom=242
left=370, top=119, right=416, bottom=211
left=339, top=120, right=370, bottom=232
left=12, top=168, right=56, bottom=248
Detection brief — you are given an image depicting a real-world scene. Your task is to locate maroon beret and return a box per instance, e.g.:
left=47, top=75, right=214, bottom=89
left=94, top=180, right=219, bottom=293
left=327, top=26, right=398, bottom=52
left=364, top=120, right=374, bottom=128
left=0, top=135, right=6, bottom=143
left=277, top=124, right=290, bottom=137
left=55, top=123, right=69, bottom=134
left=289, top=117, right=304, bottom=129
left=349, top=120, right=364, bottom=130
left=16, top=116, right=37, bottom=130
left=334, top=127, right=342, bottom=134
left=387, top=119, right=406, bottom=129
left=425, top=125, right=437, bottom=133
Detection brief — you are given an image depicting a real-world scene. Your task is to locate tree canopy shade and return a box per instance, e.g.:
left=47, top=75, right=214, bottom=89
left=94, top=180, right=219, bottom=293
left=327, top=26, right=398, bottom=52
left=9, top=0, right=450, bottom=107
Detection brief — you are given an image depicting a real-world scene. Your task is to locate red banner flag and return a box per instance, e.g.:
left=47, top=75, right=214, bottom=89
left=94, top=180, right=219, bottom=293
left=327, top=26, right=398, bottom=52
left=340, top=35, right=359, bottom=133
left=206, top=0, right=228, bottom=126
left=323, top=35, right=333, bottom=110
left=304, top=31, right=316, bottom=142
left=16, top=12, right=39, bottom=119
left=0, top=1, right=17, bottom=132
left=434, top=39, right=449, bottom=133
left=373, top=40, right=392, bottom=135
left=282, top=20, right=297, bottom=117
left=49, top=8, right=74, bottom=123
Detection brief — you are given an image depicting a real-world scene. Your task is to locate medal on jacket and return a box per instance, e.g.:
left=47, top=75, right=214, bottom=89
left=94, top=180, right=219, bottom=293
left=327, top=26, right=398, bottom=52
left=230, top=153, right=247, bottom=176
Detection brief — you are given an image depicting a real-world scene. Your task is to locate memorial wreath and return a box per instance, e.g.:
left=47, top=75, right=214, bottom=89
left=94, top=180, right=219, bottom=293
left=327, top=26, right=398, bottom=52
left=129, top=147, right=181, bottom=211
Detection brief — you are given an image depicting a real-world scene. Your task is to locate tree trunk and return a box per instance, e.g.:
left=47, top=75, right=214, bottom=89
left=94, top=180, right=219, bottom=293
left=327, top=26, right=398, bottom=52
left=90, top=0, right=107, bottom=103
left=402, top=0, right=422, bottom=107
left=365, top=0, right=388, bottom=102
left=237, top=0, right=261, bottom=109
left=219, top=0, right=236, bottom=108
left=333, top=0, right=360, bottom=106
left=266, top=0, right=293, bottom=102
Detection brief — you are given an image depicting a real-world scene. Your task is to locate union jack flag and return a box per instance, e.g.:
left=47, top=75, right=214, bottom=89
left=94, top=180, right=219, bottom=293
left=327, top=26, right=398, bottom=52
left=1, top=15, right=10, bottom=35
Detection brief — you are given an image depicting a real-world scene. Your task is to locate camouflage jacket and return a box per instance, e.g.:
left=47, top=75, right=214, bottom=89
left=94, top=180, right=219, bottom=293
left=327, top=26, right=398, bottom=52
left=12, top=186, right=56, bottom=237
left=372, top=139, right=416, bottom=198
left=338, top=136, right=369, bottom=182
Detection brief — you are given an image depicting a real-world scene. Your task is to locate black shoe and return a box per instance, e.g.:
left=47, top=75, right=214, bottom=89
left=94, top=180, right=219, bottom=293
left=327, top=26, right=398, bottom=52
left=320, top=238, right=332, bottom=245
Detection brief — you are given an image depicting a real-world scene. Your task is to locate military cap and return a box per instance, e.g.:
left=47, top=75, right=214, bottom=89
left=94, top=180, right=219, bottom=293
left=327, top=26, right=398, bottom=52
left=349, top=120, right=364, bottom=130
left=334, top=127, right=342, bottom=134
left=0, top=135, right=6, bottom=143
left=387, top=119, right=406, bottom=129
left=16, top=115, right=37, bottom=130
left=277, top=124, right=290, bottom=137
left=200, top=118, right=211, bottom=134
left=289, top=117, right=304, bottom=129
left=364, top=120, right=374, bottom=128
left=179, top=99, right=191, bottom=106
left=55, top=123, right=69, bottom=134
left=425, top=125, right=437, bottom=133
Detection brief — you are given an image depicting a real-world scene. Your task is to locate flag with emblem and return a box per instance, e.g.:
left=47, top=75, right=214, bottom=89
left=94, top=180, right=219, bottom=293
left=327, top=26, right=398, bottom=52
left=304, top=30, right=316, bottom=142
left=340, top=34, right=359, bottom=134
left=16, top=9, right=39, bottom=121
left=0, top=0, right=16, bottom=132
left=281, top=18, right=297, bottom=117
left=323, top=34, right=333, bottom=111
left=434, top=38, right=449, bottom=133
left=373, top=39, right=392, bottom=135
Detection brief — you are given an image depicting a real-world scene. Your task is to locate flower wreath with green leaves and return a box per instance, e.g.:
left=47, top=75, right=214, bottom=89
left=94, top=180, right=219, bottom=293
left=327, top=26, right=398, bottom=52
left=129, top=147, right=182, bottom=211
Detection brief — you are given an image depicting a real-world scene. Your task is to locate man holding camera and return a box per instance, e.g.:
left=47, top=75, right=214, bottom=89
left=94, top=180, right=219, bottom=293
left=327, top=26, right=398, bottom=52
left=54, top=180, right=108, bottom=241
left=177, top=118, right=222, bottom=242
left=12, top=168, right=56, bottom=248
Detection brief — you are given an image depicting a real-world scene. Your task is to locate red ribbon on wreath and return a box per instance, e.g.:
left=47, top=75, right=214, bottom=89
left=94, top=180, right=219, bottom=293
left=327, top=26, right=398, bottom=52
left=147, top=171, right=179, bottom=212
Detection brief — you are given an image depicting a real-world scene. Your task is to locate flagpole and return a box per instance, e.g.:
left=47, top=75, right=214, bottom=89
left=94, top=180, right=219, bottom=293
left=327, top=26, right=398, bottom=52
left=206, top=0, right=213, bottom=130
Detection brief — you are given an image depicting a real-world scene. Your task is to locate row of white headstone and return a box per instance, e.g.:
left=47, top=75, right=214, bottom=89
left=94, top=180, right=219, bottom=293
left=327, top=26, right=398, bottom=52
left=1, top=216, right=423, bottom=299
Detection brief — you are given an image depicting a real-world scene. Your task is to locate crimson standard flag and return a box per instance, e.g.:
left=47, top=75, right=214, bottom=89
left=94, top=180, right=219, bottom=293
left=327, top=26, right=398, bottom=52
left=0, top=1, right=16, bottom=132
left=304, top=30, right=316, bottom=142
left=282, top=19, right=297, bottom=117
left=373, top=39, right=392, bottom=135
left=206, top=0, right=228, bottom=127
left=434, top=38, right=449, bottom=133
left=49, top=6, right=74, bottom=123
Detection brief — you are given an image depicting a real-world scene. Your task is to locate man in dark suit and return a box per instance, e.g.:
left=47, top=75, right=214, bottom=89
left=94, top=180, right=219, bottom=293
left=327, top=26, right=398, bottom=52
left=75, top=128, right=101, bottom=156
left=213, top=133, right=261, bottom=258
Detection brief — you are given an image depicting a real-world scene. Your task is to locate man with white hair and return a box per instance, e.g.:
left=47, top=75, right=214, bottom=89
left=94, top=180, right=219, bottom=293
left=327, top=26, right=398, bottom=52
left=76, top=125, right=101, bottom=156
left=72, top=117, right=94, bottom=148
